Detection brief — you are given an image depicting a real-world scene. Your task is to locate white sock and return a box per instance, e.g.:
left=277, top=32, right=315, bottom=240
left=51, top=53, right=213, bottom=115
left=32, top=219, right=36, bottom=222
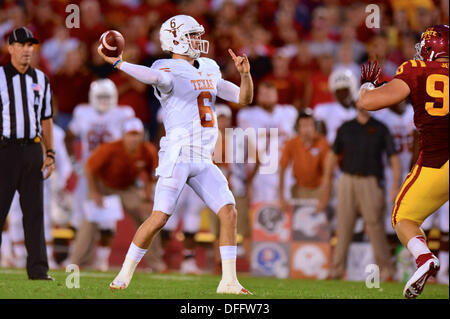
left=1, top=233, right=13, bottom=261
left=97, top=246, right=111, bottom=263
left=220, top=246, right=237, bottom=282
left=438, top=251, right=448, bottom=270
left=46, top=245, right=54, bottom=260
left=407, top=236, right=431, bottom=259
left=116, top=242, right=147, bottom=281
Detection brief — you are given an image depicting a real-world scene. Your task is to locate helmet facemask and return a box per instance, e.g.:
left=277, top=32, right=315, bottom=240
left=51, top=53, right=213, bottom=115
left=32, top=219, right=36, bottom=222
left=414, top=39, right=425, bottom=60
left=92, top=93, right=115, bottom=113
left=186, top=31, right=209, bottom=58
left=89, top=79, right=118, bottom=113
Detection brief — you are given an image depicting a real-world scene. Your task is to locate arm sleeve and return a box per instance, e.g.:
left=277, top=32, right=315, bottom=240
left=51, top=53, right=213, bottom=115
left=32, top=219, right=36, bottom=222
left=120, top=62, right=173, bottom=94
left=217, top=79, right=240, bottom=104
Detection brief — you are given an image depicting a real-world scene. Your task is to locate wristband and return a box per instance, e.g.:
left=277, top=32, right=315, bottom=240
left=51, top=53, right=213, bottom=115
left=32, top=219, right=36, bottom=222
left=46, top=149, right=55, bottom=155
left=360, top=82, right=375, bottom=90
left=113, top=59, right=122, bottom=69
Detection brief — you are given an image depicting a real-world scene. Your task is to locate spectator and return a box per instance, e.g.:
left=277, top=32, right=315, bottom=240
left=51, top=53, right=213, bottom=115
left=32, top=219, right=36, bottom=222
left=319, top=105, right=400, bottom=281
left=41, top=26, right=80, bottom=74
left=109, top=44, right=151, bottom=133
left=338, top=23, right=366, bottom=64
left=314, top=68, right=358, bottom=146
left=87, top=41, right=115, bottom=79
left=237, top=26, right=273, bottom=84
left=279, top=108, right=330, bottom=210
left=69, top=0, right=108, bottom=56
left=29, top=0, right=60, bottom=43
left=52, top=43, right=92, bottom=130
left=304, top=52, right=335, bottom=109
left=334, top=43, right=361, bottom=81
left=307, top=7, right=337, bottom=57
left=263, top=48, right=304, bottom=109
left=238, top=81, right=297, bottom=205
left=138, top=0, right=179, bottom=23
left=365, top=34, right=397, bottom=79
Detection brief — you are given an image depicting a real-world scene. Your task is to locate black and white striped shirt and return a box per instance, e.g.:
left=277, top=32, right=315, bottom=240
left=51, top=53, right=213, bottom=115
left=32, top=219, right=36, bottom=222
left=0, top=61, right=53, bottom=139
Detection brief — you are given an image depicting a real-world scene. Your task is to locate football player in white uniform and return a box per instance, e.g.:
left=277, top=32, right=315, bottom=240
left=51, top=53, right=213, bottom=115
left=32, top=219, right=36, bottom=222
left=314, top=69, right=362, bottom=231
left=237, top=81, right=298, bottom=204
left=7, top=124, right=72, bottom=269
left=313, top=68, right=358, bottom=146
left=156, top=107, right=205, bottom=275
left=64, top=79, right=135, bottom=270
left=98, top=15, right=253, bottom=294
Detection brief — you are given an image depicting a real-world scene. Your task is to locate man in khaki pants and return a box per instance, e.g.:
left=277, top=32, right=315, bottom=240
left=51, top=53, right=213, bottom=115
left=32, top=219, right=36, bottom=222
left=320, top=106, right=400, bottom=281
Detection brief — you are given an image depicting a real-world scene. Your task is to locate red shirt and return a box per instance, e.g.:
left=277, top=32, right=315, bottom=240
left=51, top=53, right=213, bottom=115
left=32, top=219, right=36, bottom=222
left=87, top=140, right=158, bottom=190
left=394, top=60, right=449, bottom=168
left=263, top=73, right=304, bottom=105
left=52, top=70, right=92, bottom=114
left=309, top=71, right=334, bottom=109
left=109, top=71, right=150, bottom=123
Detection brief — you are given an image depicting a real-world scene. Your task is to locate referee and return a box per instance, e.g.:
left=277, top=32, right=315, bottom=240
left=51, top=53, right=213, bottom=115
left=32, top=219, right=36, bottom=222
left=0, top=27, right=55, bottom=280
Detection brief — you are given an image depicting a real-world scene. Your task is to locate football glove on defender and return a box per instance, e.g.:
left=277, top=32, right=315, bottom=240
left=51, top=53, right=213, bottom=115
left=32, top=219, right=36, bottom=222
left=360, top=60, right=383, bottom=87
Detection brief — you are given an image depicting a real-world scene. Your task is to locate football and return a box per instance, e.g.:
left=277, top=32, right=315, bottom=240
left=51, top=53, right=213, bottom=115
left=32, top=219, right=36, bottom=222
left=99, top=30, right=124, bottom=57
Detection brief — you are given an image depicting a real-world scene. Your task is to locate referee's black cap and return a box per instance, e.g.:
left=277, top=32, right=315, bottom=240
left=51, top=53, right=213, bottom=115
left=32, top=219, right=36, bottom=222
left=8, top=27, right=39, bottom=45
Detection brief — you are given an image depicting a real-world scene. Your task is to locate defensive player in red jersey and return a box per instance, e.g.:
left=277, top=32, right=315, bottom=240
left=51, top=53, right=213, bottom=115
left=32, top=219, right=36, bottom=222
left=356, top=25, right=449, bottom=298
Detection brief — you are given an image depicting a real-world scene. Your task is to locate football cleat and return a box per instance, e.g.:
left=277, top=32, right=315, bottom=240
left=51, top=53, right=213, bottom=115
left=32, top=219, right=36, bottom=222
left=180, top=258, right=202, bottom=275
left=109, top=279, right=129, bottom=290
left=403, top=254, right=440, bottom=299
left=94, top=259, right=109, bottom=272
left=216, top=280, right=253, bottom=295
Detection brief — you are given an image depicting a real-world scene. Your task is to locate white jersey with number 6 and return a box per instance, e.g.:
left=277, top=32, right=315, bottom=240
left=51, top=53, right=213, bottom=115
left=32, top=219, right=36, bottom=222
left=150, top=57, right=238, bottom=177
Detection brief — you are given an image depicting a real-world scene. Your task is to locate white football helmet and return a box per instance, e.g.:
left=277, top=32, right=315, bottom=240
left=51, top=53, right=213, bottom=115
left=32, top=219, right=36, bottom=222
left=328, top=68, right=358, bottom=100
left=159, top=15, right=209, bottom=59
left=89, top=79, right=118, bottom=113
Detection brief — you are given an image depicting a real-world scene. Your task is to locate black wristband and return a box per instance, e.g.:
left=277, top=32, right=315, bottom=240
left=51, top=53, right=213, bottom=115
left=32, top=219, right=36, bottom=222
left=46, top=149, right=55, bottom=155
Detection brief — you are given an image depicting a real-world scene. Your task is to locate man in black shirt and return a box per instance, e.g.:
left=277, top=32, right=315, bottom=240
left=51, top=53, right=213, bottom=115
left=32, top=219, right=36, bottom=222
left=0, top=27, right=55, bottom=280
left=320, top=104, right=400, bottom=281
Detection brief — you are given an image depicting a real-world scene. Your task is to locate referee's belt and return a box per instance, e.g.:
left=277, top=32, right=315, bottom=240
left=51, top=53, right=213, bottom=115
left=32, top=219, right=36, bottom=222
left=0, top=136, right=41, bottom=144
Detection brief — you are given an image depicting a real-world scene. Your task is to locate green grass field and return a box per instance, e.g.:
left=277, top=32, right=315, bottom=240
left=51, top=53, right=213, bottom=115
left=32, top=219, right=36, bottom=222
left=0, top=268, right=448, bottom=299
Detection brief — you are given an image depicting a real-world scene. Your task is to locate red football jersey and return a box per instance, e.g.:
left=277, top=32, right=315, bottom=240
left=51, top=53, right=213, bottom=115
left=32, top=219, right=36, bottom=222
left=394, top=60, right=449, bottom=168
